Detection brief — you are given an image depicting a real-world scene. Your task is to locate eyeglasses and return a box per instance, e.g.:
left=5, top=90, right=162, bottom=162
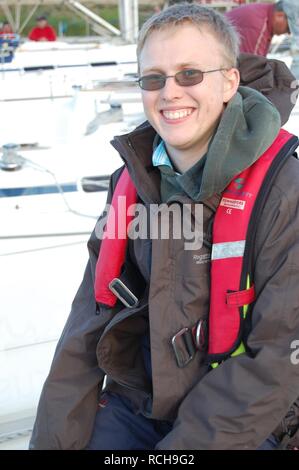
left=137, top=68, right=229, bottom=91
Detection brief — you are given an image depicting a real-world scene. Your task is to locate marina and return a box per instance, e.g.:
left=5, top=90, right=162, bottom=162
left=0, top=81, right=144, bottom=449
left=0, top=5, right=142, bottom=447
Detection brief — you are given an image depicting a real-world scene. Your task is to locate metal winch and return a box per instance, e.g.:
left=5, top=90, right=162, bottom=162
left=0, top=143, right=24, bottom=171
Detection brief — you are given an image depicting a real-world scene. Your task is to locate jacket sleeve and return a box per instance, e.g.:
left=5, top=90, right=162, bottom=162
left=156, top=159, right=299, bottom=450
left=48, top=26, right=56, bottom=41
left=28, top=28, right=36, bottom=41
left=29, top=167, right=124, bottom=450
left=240, top=25, right=263, bottom=55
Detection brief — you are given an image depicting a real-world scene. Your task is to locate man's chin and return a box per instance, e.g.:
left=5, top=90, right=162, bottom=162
left=164, top=140, right=193, bottom=151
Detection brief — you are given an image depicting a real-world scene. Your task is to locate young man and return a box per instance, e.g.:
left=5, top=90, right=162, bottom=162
left=0, top=22, right=14, bottom=36
left=225, top=0, right=299, bottom=56
left=28, top=15, right=56, bottom=42
left=30, top=3, right=299, bottom=450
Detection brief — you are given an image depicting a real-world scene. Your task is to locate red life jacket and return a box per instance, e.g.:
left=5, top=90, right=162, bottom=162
left=94, top=128, right=297, bottom=362
left=95, top=168, right=137, bottom=308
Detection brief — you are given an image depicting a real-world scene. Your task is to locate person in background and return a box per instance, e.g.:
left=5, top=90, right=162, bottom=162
left=225, top=0, right=299, bottom=56
left=0, top=22, right=14, bottom=36
left=28, top=15, right=56, bottom=42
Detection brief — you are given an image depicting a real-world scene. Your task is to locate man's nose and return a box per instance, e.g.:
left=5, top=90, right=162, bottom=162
left=160, top=76, right=183, bottom=101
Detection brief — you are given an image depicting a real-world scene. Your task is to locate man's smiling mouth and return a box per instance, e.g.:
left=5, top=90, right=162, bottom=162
left=161, top=108, right=194, bottom=121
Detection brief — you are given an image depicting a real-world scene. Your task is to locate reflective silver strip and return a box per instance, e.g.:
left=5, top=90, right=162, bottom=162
left=212, top=240, right=246, bottom=260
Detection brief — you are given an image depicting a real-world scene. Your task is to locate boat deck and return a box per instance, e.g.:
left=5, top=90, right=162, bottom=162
left=0, top=414, right=34, bottom=450
left=0, top=432, right=30, bottom=450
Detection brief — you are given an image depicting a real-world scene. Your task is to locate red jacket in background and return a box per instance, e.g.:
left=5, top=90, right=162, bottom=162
left=225, top=3, right=274, bottom=56
left=28, top=25, right=57, bottom=42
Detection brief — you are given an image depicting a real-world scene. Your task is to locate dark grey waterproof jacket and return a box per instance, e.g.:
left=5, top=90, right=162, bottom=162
left=30, top=55, right=299, bottom=450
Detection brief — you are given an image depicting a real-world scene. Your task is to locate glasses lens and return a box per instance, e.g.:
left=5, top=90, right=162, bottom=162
left=176, top=69, right=204, bottom=86
left=139, top=75, right=166, bottom=91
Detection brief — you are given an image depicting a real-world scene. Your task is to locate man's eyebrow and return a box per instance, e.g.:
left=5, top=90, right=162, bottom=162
left=141, top=66, right=164, bottom=75
left=141, top=62, right=200, bottom=75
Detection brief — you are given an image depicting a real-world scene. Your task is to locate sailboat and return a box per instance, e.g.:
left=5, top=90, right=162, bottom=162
left=0, top=57, right=143, bottom=449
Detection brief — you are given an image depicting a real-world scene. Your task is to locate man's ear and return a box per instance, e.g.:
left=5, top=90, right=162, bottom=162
left=223, top=68, right=240, bottom=103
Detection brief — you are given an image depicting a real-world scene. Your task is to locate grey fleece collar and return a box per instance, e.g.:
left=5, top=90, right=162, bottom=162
left=196, top=86, right=281, bottom=201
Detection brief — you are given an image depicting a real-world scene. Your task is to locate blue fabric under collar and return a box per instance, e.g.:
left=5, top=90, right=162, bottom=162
left=152, top=140, right=174, bottom=170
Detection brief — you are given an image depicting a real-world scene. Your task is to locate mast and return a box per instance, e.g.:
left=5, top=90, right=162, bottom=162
left=118, top=0, right=139, bottom=43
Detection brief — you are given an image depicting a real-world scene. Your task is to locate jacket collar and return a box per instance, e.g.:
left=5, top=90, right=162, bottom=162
left=111, top=122, right=161, bottom=204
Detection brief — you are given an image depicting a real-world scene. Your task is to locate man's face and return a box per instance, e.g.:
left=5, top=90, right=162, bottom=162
left=3, top=24, right=11, bottom=33
left=139, top=24, right=238, bottom=158
left=37, top=19, right=47, bottom=29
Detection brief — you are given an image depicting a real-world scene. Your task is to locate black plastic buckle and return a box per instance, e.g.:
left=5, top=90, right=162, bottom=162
left=109, top=278, right=139, bottom=308
left=171, top=327, right=196, bottom=368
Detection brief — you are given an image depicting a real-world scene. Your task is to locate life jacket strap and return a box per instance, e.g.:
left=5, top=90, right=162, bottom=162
left=171, top=318, right=208, bottom=368
left=109, top=278, right=139, bottom=309
left=226, top=284, right=256, bottom=308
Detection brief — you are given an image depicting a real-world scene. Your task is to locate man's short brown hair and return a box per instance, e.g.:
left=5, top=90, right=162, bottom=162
left=137, top=2, right=240, bottom=67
